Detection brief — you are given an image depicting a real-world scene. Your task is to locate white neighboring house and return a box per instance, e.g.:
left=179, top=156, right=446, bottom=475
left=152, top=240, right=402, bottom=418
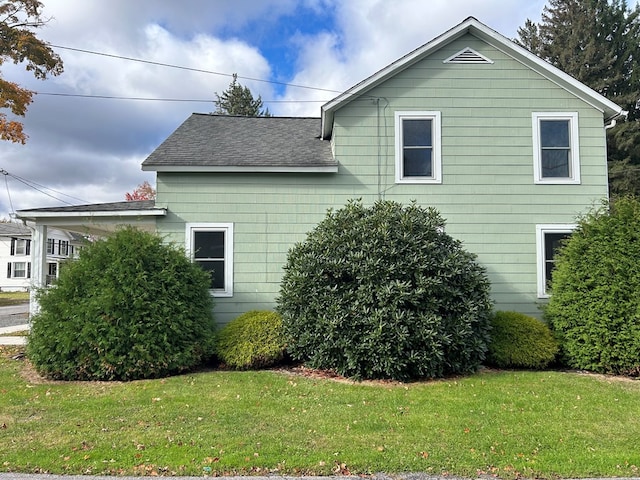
left=0, top=223, right=84, bottom=291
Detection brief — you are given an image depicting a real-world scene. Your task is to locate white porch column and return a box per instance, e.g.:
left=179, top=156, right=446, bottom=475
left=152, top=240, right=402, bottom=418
left=29, top=223, right=47, bottom=317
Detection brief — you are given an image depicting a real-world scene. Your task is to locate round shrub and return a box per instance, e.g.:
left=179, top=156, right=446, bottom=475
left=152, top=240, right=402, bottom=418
left=215, top=310, right=285, bottom=369
left=544, top=197, right=640, bottom=376
left=27, top=227, right=216, bottom=381
left=277, top=199, right=493, bottom=381
left=486, top=311, right=558, bottom=369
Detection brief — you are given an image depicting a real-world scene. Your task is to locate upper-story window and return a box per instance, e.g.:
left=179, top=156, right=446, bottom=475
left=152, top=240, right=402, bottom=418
left=11, top=238, right=30, bottom=256
left=46, top=238, right=54, bottom=254
left=58, top=240, right=69, bottom=256
left=532, top=112, right=580, bottom=184
left=395, top=111, right=442, bottom=184
left=186, top=223, right=234, bottom=297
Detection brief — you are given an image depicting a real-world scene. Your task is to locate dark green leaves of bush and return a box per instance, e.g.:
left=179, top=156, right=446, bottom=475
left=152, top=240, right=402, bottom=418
left=277, top=200, right=492, bottom=381
left=27, top=227, right=216, bottom=381
left=545, top=197, right=640, bottom=376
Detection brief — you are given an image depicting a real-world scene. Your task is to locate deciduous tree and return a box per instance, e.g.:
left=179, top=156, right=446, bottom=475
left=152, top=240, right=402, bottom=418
left=125, top=180, right=156, bottom=201
left=0, top=0, right=63, bottom=143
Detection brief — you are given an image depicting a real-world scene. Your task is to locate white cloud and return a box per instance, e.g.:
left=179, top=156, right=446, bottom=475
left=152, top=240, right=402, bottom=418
left=0, top=0, right=548, bottom=218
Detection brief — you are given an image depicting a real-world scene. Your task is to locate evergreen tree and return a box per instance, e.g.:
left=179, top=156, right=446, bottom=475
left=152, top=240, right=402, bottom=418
left=213, top=74, right=270, bottom=116
left=518, top=0, right=640, bottom=198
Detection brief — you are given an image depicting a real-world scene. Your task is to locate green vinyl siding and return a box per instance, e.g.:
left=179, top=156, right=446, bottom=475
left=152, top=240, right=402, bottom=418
left=156, top=33, right=609, bottom=322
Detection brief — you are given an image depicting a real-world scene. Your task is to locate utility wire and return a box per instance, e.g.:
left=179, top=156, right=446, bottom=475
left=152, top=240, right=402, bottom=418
left=51, top=44, right=345, bottom=94
left=34, top=91, right=331, bottom=103
left=0, top=168, right=89, bottom=206
left=2, top=171, right=15, bottom=215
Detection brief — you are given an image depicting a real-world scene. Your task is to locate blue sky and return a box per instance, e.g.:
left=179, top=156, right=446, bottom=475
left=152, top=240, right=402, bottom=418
left=0, top=0, right=551, bottom=217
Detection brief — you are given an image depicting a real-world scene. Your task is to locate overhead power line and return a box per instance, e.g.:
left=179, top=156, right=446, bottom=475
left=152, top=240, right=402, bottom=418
left=0, top=168, right=89, bottom=208
left=34, top=91, right=331, bottom=104
left=50, top=44, right=345, bottom=95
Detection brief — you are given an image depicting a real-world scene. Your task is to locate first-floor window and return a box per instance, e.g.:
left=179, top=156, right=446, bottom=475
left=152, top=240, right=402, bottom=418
left=186, top=223, right=234, bottom=297
left=7, top=261, right=31, bottom=279
left=536, top=224, right=575, bottom=297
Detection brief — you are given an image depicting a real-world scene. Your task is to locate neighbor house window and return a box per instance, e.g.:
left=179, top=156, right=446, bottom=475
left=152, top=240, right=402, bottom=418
left=58, top=240, right=69, bottom=256
left=395, top=111, right=442, bottom=183
left=186, top=223, right=234, bottom=297
left=536, top=224, right=576, bottom=297
left=11, top=238, right=30, bottom=256
left=532, top=112, right=580, bottom=184
left=7, top=261, right=30, bottom=279
left=46, top=238, right=54, bottom=254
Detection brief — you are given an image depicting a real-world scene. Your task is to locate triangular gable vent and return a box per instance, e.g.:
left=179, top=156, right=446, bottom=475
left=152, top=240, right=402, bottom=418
left=444, top=47, right=493, bottom=64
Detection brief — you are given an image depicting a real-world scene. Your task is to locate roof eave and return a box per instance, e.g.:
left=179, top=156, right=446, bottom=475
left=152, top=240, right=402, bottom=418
left=320, top=17, right=626, bottom=138
left=142, top=165, right=339, bottom=173
left=16, top=209, right=166, bottom=221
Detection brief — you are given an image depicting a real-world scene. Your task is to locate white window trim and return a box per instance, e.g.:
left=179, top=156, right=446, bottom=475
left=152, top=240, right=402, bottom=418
left=185, top=222, right=234, bottom=297
left=532, top=112, right=580, bottom=184
left=395, top=111, right=442, bottom=184
left=536, top=224, right=576, bottom=298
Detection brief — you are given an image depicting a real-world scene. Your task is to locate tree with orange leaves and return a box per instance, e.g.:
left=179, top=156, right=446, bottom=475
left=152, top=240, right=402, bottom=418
left=125, top=180, right=156, bottom=201
left=0, top=0, right=63, bottom=143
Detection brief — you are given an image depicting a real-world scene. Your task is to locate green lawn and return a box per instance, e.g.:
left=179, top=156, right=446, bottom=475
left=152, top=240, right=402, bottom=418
left=0, top=348, right=638, bottom=478
left=0, top=291, right=29, bottom=306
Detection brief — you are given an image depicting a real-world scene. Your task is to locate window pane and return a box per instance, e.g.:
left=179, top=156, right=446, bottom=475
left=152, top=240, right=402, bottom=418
left=403, top=148, right=433, bottom=177
left=541, top=149, right=570, bottom=177
left=403, top=119, right=432, bottom=147
left=540, top=120, right=569, bottom=147
left=13, top=262, right=26, bottom=278
left=196, top=260, right=225, bottom=289
left=15, top=240, right=26, bottom=255
left=544, top=232, right=571, bottom=290
left=194, top=231, right=224, bottom=259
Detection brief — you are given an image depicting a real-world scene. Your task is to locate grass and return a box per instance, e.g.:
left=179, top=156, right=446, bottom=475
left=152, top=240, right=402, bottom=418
left=0, top=347, right=639, bottom=479
left=0, top=291, right=29, bottom=306
left=0, top=330, right=28, bottom=337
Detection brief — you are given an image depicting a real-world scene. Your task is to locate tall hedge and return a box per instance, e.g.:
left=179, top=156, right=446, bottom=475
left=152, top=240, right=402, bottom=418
left=545, top=197, right=640, bottom=376
left=27, top=227, right=216, bottom=381
left=277, top=200, right=493, bottom=381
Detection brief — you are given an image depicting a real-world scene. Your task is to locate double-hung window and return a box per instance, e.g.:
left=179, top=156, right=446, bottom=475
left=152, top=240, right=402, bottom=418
left=11, top=238, right=30, bottom=256
left=536, top=224, right=575, bottom=298
left=7, top=261, right=30, bottom=279
left=186, top=223, right=234, bottom=297
left=532, top=112, right=580, bottom=184
left=395, top=111, right=442, bottom=183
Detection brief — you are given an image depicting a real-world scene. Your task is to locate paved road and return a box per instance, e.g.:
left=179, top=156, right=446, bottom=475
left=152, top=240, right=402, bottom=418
left=0, top=302, right=29, bottom=329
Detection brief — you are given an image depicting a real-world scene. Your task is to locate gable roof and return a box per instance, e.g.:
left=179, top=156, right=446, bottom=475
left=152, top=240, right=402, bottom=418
left=142, top=114, right=337, bottom=173
left=0, top=222, right=31, bottom=237
left=321, top=16, right=626, bottom=140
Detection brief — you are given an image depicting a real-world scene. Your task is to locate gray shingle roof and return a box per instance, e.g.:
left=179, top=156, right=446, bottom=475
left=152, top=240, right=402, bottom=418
left=142, top=114, right=336, bottom=171
left=0, top=222, right=31, bottom=236
left=17, top=200, right=157, bottom=214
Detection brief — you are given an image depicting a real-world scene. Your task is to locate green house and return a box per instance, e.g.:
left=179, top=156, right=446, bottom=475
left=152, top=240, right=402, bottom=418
left=19, top=17, right=626, bottom=323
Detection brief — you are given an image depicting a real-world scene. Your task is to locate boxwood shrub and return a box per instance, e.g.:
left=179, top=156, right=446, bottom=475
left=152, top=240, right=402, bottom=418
left=277, top=199, right=493, bottom=381
left=486, top=311, right=558, bottom=369
left=27, top=227, right=216, bottom=381
left=544, top=197, right=640, bottom=376
left=215, top=310, right=286, bottom=370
